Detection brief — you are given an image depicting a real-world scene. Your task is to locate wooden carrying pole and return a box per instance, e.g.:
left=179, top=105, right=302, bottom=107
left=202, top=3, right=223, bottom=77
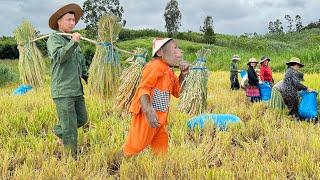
left=31, top=33, right=135, bottom=55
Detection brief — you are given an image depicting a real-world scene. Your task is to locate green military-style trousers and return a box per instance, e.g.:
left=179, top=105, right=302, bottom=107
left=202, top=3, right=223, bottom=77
left=53, top=96, right=88, bottom=156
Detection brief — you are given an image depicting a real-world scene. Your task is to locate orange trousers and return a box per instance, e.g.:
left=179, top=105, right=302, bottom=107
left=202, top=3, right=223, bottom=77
left=123, top=112, right=168, bottom=156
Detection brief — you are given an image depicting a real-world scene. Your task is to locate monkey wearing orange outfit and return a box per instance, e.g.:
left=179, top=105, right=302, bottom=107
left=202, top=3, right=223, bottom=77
left=123, top=38, right=190, bottom=156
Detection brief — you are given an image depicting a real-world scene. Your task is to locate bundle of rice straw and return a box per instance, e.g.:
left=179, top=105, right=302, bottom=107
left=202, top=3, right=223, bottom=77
left=14, top=20, right=45, bottom=88
left=88, top=14, right=122, bottom=98
left=179, top=48, right=211, bottom=115
left=116, top=48, right=147, bottom=114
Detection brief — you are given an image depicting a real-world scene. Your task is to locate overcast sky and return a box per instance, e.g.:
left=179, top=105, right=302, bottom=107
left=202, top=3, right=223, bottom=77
left=0, top=0, right=319, bottom=36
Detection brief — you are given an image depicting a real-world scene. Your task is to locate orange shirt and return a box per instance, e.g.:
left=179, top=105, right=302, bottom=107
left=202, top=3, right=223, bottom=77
left=129, top=58, right=180, bottom=125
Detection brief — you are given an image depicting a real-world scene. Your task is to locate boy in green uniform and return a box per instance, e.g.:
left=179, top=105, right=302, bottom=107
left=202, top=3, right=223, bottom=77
left=230, top=55, right=240, bottom=90
left=47, top=3, right=89, bottom=157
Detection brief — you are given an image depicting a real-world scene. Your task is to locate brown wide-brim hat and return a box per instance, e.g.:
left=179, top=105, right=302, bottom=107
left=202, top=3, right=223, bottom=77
left=49, top=3, right=83, bottom=30
left=286, top=57, right=304, bottom=67
left=259, top=56, right=271, bottom=64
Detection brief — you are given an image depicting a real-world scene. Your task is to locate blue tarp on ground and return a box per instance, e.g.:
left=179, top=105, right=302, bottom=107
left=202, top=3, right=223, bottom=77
left=13, top=85, right=33, bottom=96
left=187, top=114, right=241, bottom=131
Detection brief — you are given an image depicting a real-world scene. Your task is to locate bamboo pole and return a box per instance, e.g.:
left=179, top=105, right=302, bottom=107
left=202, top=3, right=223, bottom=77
left=31, top=33, right=97, bottom=44
left=31, top=33, right=135, bottom=55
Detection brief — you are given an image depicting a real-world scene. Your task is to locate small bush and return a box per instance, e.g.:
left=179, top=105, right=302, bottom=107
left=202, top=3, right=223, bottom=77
left=0, top=64, right=15, bottom=87
left=0, top=36, right=19, bottom=59
left=119, top=29, right=167, bottom=41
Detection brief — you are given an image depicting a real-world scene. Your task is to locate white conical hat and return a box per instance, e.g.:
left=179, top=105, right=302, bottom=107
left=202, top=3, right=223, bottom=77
left=152, top=38, right=172, bottom=57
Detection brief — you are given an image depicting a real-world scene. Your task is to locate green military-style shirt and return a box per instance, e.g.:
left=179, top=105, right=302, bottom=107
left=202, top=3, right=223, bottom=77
left=47, top=32, right=88, bottom=98
left=230, top=61, right=238, bottom=75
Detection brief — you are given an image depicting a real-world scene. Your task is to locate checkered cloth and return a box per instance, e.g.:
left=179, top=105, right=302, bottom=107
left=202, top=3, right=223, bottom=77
left=152, top=89, right=170, bottom=112
left=246, top=86, right=261, bottom=97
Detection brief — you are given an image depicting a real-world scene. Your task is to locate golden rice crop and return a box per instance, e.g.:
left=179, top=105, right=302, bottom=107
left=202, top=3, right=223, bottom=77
left=0, top=61, right=320, bottom=178
left=13, top=20, right=45, bottom=88
left=88, top=14, right=122, bottom=98
left=179, top=48, right=211, bottom=115
left=115, top=48, right=147, bottom=114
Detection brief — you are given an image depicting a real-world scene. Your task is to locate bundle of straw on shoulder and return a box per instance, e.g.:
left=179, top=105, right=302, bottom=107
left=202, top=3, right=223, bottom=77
left=179, top=48, right=211, bottom=115
left=116, top=48, right=147, bottom=114
left=88, top=14, right=122, bottom=98
left=14, top=20, right=46, bottom=88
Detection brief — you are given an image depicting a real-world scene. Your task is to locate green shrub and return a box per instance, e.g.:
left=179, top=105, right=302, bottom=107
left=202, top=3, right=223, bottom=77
left=119, top=29, right=167, bottom=41
left=0, top=36, right=19, bottom=59
left=79, top=41, right=95, bottom=67
left=0, top=64, right=15, bottom=87
left=35, top=39, right=48, bottom=56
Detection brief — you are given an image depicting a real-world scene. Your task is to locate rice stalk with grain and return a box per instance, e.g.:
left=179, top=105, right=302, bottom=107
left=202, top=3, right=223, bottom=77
left=88, top=14, right=122, bottom=98
left=116, top=48, right=147, bottom=114
left=14, top=20, right=45, bottom=88
left=179, top=48, right=211, bottom=115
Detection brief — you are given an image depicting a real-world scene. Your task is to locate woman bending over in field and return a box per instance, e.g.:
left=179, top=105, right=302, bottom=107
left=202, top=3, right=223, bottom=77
left=280, top=57, right=313, bottom=119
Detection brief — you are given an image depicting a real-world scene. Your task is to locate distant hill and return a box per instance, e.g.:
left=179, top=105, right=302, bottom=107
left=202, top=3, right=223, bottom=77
left=116, top=28, right=320, bottom=73
left=1, top=28, right=319, bottom=72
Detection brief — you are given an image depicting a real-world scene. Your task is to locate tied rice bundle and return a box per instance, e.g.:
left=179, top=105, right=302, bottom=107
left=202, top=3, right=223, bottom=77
left=116, top=48, right=147, bottom=113
left=88, top=14, right=122, bottom=98
left=14, top=20, right=45, bottom=88
left=179, top=48, right=211, bottom=115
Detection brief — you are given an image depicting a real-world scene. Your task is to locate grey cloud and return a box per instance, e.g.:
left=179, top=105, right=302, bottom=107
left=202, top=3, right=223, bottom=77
left=257, top=0, right=306, bottom=8
left=182, top=0, right=251, bottom=21
left=258, top=1, right=275, bottom=7
left=0, top=0, right=319, bottom=36
left=286, top=0, right=306, bottom=8
left=120, top=0, right=166, bottom=30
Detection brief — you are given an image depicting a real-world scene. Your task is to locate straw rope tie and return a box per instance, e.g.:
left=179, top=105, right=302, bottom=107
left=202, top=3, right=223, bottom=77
left=191, top=67, right=207, bottom=71
left=134, top=54, right=146, bottom=59
left=98, top=42, right=112, bottom=47
left=196, top=57, right=206, bottom=62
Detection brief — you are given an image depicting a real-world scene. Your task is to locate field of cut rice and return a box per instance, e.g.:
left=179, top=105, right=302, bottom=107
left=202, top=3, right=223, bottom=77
left=1, top=58, right=319, bottom=178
